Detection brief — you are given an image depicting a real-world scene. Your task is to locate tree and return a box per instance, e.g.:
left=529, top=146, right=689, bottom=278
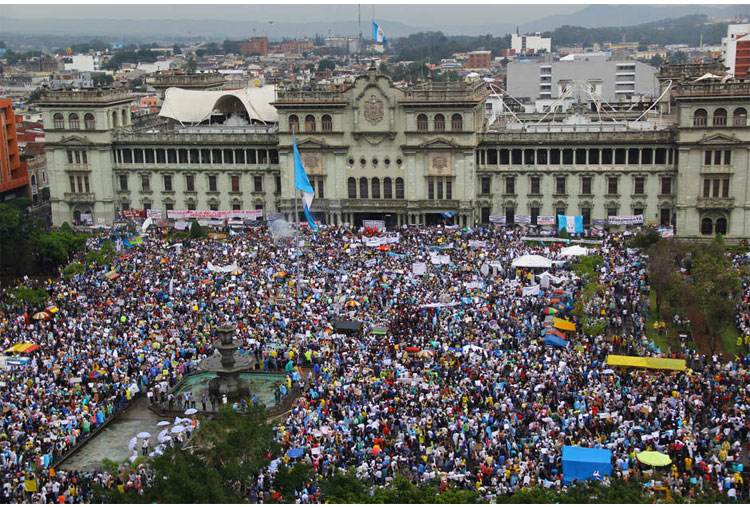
left=172, top=44, right=182, bottom=55
left=27, top=87, right=42, bottom=103
left=189, top=220, right=204, bottom=238
left=648, top=238, right=678, bottom=317
left=317, top=58, right=336, bottom=72
left=272, top=463, right=313, bottom=501
left=184, top=56, right=197, bottom=74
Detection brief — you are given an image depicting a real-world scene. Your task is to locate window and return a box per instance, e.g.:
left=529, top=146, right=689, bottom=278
left=660, top=208, right=671, bottom=226
left=395, top=178, right=404, bottom=199
left=562, top=149, right=573, bottom=165
left=317, top=179, right=324, bottom=199
left=232, top=203, right=241, bottom=211
left=77, top=176, right=83, bottom=193
left=166, top=202, right=174, bottom=211
left=141, top=176, right=150, bottom=192
left=607, top=208, right=617, bottom=218
left=84, top=113, right=95, bottom=130
left=505, top=207, right=515, bottom=226
left=530, top=207, right=539, bottom=225
left=145, top=150, right=155, bottom=164
left=178, top=149, right=187, bottom=164
left=633, top=208, right=644, bottom=217
left=75, top=151, right=81, bottom=164
left=54, top=113, right=64, bottom=129
left=481, top=207, right=490, bottom=224
left=322, top=114, right=332, bottom=132
left=607, top=178, right=618, bottom=195
left=210, top=203, right=219, bottom=211
left=481, top=177, right=491, bottom=195
left=156, top=149, right=165, bottom=164
left=289, top=115, right=299, bottom=132
left=305, top=115, right=316, bottom=132
left=693, top=108, right=707, bottom=126
left=734, top=107, right=747, bottom=126
left=713, top=108, right=727, bottom=126
left=212, top=149, right=222, bottom=165
left=715, top=151, right=721, bottom=165
left=121, top=202, right=130, bottom=211
left=703, top=178, right=711, bottom=197
left=512, top=149, right=522, bottom=165
left=634, top=177, right=644, bottom=195
left=416, top=114, right=428, bottom=132
left=428, top=179, right=434, bottom=200
left=716, top=217, right=727, bottom=235
left=69, top=113, right=80, bottom=130
left=163, top=175, right=172, bottom=192
left=383, top=178, right=392, bottom=199
left=530, top=177, right=540, bottom=194
left=550, top=149, right=560, bottom=165
left=701, top=217, right=713, bottom=235
left=235, top=149, right=245, bottom=164
left=581, top=177, right=592, bottom=195
left=581, top=208, right=591, bottom=226
left=555, top=177, right=566, bottom=195
left=723, top=178, right=730, bottom=197
left=254, top=175, right=263, bottom=192
left=589, top=150, right=599, bottom=164
left=725, top=150, right=731, bottom=165
left=505, top=177, right=515, bottom=195
left=69, top=175, right=75, bottom=193
left=275, top=176, right=281, bottom=194
left=602, top=149, right=613, bottom=165
left=208, top=175, right=217, bottom=192
left=223, top=149, right=234, bottom=164
left=359, top=178, right=368, bottom=199
left=615, top=149, right=626, bottom=165
left=661, top=177, right=672, bottom=195
left=186, top=174, right=195, bottom=192
left=371, top=177, right=380, bottom=199
left=112, top=111, right=118, bottom=128
left=434, top=114, right=445, bottom=132
left=67, top=150, right=73, bottom=164
left=451, top=113, right=462, bottom=131
left=143, top=202, right=151, bottom=212
left=437, top=179, right=443, bottom=200
left=134, top=150, right=143, bottom=164
left=500, top=149, right=510, bottom=165
left=537, top=149, right=548, bottom=165
left=232, top=175, right=240, bottom=192
left=641, top=148, right=653, bottom=165
left=348, top=178, right=356, bottom=198
left=524, top=149, right=535, bottom=165
left=705, top=150, right=712, bottom=166
left=575, top=149, right=586, bottom=165
left=122, top=110, right=127, bottom=126
left=446, top=180, right=452, bottom=200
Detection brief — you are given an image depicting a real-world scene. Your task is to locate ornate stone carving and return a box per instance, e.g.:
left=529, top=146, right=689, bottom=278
left=364, top=94, right=384, bottom=125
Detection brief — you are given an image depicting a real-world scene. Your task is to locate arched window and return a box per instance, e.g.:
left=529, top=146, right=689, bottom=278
left=693, top=108, right=707, bottom=127
left=734, top=107, right=747, bottom=126
left=84, top=113, right=95, bottom=130
left=359, top=177, right=369, bottom=199
left=451, top=113, right=463, bottom=131
left=121, top=110, right=127, bottom=126
left=715, top=217, right=727, bottom=235
left=434, top=114, right=445, bottom=132
left=395, top=177, right=404, bottom=199
left=289, top=115, right=299, bottom=133
left=305, top=115, right=316, bottom=132
left=347, top=177, right=356, bottom=198
left=701, top=217, right=713, bottom=235
left=371, top=177, right=380, bottom=199
left=69, top=113, right=80, bottom=130
left=321, top=114, right=332, bottom=132
left=417, top=114, right=428, bottom=132
left=30, top=174, right=37, bottom=187
left=713, top=108, right=727, bottom=126
left=112, top=111, right=118, bottom=128
left=53, top=113, right=64, bottom=129
left=383, top=177, right=393, bottom=199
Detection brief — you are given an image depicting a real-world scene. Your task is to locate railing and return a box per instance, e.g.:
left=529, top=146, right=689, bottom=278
left=696, top=196, right=735, bottom=209
left=0, top=175, right=30, bottom=193
left=114, top=129, right=279, bottom=144
left=479, top=129, right=675, bottom=143
left=63, top=192, right=96, bottom=203
left=40, top=89, right=133, bottom=103
left=674, top=82, right=750, bottom=97
left=146, top=73, right=225, bottom=86
left=275, top=90, right=349, bottom=103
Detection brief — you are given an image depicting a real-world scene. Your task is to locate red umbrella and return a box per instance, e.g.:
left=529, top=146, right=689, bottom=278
left=378, top=245, right=391, bottom=251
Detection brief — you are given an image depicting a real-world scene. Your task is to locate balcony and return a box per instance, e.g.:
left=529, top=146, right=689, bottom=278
left=696, top=196, right=735, bottom=209
left=64, top=192, right=96, bottom=203
left=65, top=163, right=91, bottom=172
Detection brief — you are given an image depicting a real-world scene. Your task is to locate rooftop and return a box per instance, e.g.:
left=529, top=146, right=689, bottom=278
left=38, top=88, right=133, bottom=105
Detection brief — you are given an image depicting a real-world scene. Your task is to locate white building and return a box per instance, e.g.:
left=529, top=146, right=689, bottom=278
left=511, top=33, right=551, bottom=54
left=722, top=23, right=750, bottom=76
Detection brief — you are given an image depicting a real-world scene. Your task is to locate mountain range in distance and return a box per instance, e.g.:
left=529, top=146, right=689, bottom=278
left=1, top=4, right=749, bottom=42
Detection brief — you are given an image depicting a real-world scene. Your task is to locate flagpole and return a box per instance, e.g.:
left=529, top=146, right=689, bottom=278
left=292, top=127, right=301, bottom=299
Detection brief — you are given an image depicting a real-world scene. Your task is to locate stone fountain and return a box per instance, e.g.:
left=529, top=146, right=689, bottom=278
left=199, top=324, right=254, bottom=399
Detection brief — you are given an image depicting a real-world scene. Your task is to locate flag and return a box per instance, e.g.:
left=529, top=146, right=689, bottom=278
left=557, top=215, right=584, bottom=234
left=122, top=236, right=144, bottom=247
left=373, top=22, right=387, bottom=43
left=293, top=133, right=319, bottom=231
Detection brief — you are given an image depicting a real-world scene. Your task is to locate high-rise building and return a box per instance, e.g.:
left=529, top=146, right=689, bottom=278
left=467, top=51, right=492, bottom=70
left=238, top=38, right=269, bottom=57
left=0, top=99, right=30, bottom=201
left=511, top=33, right=551, bottom=54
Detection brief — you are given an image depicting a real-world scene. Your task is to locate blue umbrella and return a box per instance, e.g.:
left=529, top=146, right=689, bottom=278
left=286, top=448, right=305, bottom=459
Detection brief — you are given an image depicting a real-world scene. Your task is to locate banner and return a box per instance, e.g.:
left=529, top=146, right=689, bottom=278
left=363, top=220, right=386, bottom=232
left=365, top=258, right=377, bottom=268
left=468, top=240, right=487, bottom=248
left=146, top=209, right=163, bottom=219
left=514, top=215, right=531, bottom=224
left=267, top=213, right=283, bottom=222
left=557, top=215, right=584, bottom=233
left=121, top=209, right=146, bottom=218
left=592, top=218, right=608, bottom=226
left=207, top=262, right=239, bottom=273
left=537, top=216, right=555, bottom=226
left=607, top=215, right=643, bottom=225
left=489, top=216, right=506, bottom=224
left=412, top=262, right=427, bottom=276
left=174, top=221, right=189, bottom=231
left=167, top=210, right=263, bottom=220
left=522, top=285, right=541, bottom=297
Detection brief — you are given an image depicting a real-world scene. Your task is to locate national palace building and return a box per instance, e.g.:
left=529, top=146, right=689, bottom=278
left=38, top=63, right=750, bottom=240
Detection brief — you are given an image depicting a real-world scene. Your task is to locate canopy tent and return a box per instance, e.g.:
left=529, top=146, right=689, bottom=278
left=559, top=245, right=589, bottom=257
left=562, top=446, right=612, bottom=484
left=637, top=451, right=672, bottom=467
left=159, top=86, right=279, bottom=125
left=606, top=355, right=686, bottom=372
left=511, top=255, right=553, bottom=268
left=553, top=318, right=576, bottom=331
left=334, top=320, right=364, bottom=336
left=544, top=334, right=568, bottom=348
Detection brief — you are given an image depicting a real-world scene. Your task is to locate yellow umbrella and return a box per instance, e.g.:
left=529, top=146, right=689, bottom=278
left=32, top=312, right=49, bottom=321
left=637, top=451, right=672, bottom=467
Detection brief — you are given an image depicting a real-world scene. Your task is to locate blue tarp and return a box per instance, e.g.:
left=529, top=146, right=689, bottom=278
left=562, top=446, right=612, bottom=484
left=544, top=334, right=568, bottom=348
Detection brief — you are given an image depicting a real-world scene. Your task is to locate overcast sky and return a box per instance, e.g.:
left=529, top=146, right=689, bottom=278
left=2, top=3, right=584, bottom=26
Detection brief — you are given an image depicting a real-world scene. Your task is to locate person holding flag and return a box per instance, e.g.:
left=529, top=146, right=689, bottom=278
left=373, top=21, right=387, bottom=43
left=292, top=131, right=319, bottom=231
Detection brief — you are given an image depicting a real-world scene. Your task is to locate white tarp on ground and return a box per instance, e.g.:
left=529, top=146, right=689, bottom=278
left=560, top=245, right=589, bottom=257
left=511, top=254, right=553, bottom=268
left=159, top=86, right=278, bottom=124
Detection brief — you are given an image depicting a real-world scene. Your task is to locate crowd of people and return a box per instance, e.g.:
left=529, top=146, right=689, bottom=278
left=0, top=222, right=749, bottom=503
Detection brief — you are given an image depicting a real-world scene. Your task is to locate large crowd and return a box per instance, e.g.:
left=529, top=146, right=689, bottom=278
left=1, top=222, right=749, bottom=503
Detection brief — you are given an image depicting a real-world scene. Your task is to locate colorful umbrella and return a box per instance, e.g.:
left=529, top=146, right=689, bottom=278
left=636, top=451, right=672, bottom=467
left=543, top=307, right=558, bottom=315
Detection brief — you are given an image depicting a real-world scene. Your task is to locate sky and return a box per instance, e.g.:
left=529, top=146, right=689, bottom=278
left=2, top=3, right=584, bottom=27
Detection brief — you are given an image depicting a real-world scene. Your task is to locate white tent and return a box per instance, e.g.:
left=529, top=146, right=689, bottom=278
left=159, top=86, right=278, bottom=125
left=560, top=245, right=589, bottom=257
left=511, top=254, right=553, bottom=268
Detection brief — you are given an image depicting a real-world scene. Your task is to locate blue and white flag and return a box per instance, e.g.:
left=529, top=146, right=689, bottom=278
left=441, top=211, right=456, bottom=218
left=293, top=133, right=319, bottom=231
left=557, top=215, right=584, bottom=233
left=373, top=22, right=387, bottom=43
